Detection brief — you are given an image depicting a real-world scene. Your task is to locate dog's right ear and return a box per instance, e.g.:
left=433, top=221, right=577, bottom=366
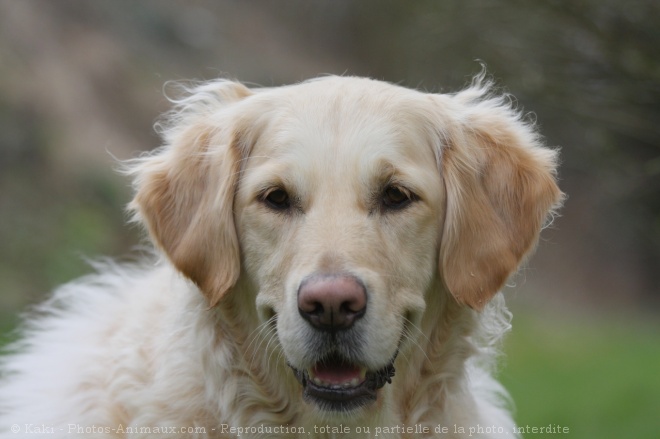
left=126, top=80, right=253, bottom=306
left=426, top=76, right=563, bottom=311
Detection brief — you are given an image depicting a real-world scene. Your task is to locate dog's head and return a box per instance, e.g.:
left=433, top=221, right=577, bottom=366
left=129, top=76, right=562, bottom=414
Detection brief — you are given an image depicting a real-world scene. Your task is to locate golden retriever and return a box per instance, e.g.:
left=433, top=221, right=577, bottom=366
left=0, top=75, right=562, bottom=438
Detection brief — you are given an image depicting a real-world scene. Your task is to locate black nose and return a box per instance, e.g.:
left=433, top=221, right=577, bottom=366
left=298, top=275, right=367, bottom=331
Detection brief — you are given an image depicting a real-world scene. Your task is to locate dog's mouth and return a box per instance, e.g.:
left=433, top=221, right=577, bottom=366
left=288, top=352, right=397, bottom=412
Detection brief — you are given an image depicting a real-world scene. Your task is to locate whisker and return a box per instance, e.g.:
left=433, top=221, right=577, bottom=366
left=249, top=326, right=277, bottom=371
left=250, top=324, right=278, bottom=368
left=264, top=326, right=284, bottom=371
left=245, top=316, right=276, bottom=354
left=401, top=319, right=432, bottom=366
left=245, top=317, right=278, bottom=369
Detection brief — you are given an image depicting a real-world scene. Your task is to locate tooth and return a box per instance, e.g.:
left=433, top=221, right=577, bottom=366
left=312, top=377, right=323, bottom=386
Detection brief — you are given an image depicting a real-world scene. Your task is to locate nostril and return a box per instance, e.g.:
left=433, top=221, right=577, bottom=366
left=341, top=296, right=365, bottom=315
left=298, top=294, right=322, bottom=315
left=303, top=301, right=324, bottom=316
left=297, top=274, right=367, bottom=331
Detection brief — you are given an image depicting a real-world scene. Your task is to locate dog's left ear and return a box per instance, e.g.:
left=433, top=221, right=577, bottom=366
left=431, top=82, right=564, bottom=311
left=126, top=80, right=253, bottom=306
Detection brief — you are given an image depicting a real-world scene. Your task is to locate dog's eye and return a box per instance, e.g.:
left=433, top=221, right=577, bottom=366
left=264, top=188, right=290, bottom=210
left=382, top=185, right=415, bottom=210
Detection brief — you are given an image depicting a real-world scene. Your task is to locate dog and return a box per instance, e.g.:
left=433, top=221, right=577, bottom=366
left=0, top=75, right=562, bottom=438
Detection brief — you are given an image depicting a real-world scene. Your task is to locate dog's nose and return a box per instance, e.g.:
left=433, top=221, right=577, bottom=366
left=298, top=275, right=367, bottom=331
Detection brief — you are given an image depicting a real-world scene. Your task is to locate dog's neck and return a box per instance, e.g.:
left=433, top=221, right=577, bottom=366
left=392, top=281, right=479, bottom=424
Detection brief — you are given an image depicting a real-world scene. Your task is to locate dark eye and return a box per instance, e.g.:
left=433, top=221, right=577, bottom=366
left=382, top=185, right=414, bottom=210
left=264, top=188, right=290, bottom=210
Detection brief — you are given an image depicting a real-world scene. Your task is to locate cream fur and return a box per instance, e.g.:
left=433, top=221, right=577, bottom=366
left=0, top=75, right=562, bottom=438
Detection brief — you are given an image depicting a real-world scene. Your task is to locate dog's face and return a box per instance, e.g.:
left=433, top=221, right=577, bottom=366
left=234, top=80, right=444, bottom=411
left=130, top=76, right=562, bottom=415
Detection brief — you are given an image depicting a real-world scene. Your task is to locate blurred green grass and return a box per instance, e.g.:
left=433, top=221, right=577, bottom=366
left=501, top=314, right=660, bottom=438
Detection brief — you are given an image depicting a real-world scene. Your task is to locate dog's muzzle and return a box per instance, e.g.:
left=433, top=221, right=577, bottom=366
left=290, top=274, right=397, bottom=411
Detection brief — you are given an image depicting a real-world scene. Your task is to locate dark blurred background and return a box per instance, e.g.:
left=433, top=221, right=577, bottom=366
left=1, top=1, right=658, bottom=437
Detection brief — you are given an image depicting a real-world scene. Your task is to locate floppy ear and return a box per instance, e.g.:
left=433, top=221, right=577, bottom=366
left=127, top=80, right=253, bottom=306
left=435, top=82, right=563, bottom=311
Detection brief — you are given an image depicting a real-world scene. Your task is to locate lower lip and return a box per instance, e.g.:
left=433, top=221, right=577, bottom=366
left=303, top=379, right=377, bottom=412
left=288, top=354, right=397, bottom=412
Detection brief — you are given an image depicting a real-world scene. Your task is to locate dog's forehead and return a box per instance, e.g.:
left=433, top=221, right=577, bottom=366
left=246, top=78, right=438, bottom=179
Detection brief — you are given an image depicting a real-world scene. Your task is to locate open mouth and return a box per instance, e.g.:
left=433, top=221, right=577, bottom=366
left=289, top=352, right=397, bottom=412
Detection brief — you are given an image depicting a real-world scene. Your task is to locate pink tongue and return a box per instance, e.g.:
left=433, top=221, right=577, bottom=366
left=312, top=363, right=362, bottom=384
